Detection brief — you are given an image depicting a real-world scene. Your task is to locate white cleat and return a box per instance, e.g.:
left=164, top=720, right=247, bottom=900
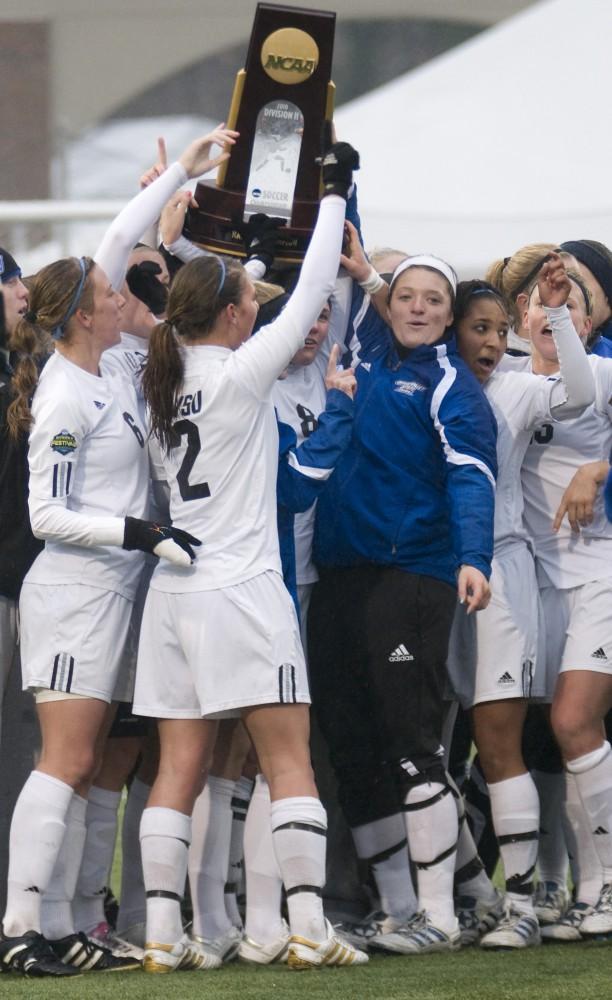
left=191, top=925, right=242, bottom=963
left=375, top=912, right=460, bottom=955
left=87, top=921, right=144, bottom=962
left=238, top=920, right=290, bottom=965
left=334, top=910, right=412, bottom=953
left=456, top=892, right=504, bottom=946
left=287, top=919, right=368, bottom=969
left=480, top=907, right=540, bottom=950
left=541, top=901, right=594, bottom=942
left=534, top=881, right=569, bottom=926
left=143, top=933, right=222, bottom=973
left=579, top=884, right=612, bottom=938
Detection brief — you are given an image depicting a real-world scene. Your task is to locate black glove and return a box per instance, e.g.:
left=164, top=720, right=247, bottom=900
left=126, top=261, right=168, bottom=316
left=123, top=517, right=201, bottom=567
left=237, top=214, right=286, bottom=270
left=317, top=122, right=360, bottom=201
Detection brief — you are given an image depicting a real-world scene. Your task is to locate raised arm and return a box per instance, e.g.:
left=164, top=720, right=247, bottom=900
left=540, top=255, right=595, bottom=417
left=95, top=127, right=237, bottom=291
left=230, top=142, right=359, bottom=398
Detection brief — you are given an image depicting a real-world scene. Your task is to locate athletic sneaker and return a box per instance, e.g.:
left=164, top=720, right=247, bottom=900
left=480, top=907, right=541, bottom=949
left=456, top=892, right=504, bottom=946
left=49, top=931, right=141, bottom=971
left=144, top=933, right=222, bottom=973
left=579, top=884, right=612, bottom=938
left=191, top=925, right=242, bottom=963
left=334, top=910, right=408, bottom=952
left=287, top=918, right=368, bottom=969
left=88, top=921, right=144, bottom=961
left=374, top=911, right=460, bottom=954
left=534, top=881, right=569, bottom=925
left=540, top=901, right=594, bottom=942
left=0, top=930, right=81, bottom=977
left=238, top=921, right=290, bottom=965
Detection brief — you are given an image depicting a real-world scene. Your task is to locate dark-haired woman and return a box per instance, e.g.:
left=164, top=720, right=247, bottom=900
left=0, top=130, right=235, bottom=978
left=308, top=251, right=498, bottom=955
left=448, top=259, right=594, bottom=949
left=133, top=144, right=367, bottom=974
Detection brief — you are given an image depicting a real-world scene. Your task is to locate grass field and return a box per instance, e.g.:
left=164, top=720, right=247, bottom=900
left=1, top=941, right=610, bottom=1000
left=2, top=799, right=606, bottom=998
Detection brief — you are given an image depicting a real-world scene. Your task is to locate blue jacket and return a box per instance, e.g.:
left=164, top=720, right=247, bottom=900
left=314, top=325, right=498, bottom=587
left=276, top=388, right=354, bottom=613
left=592, top=318, right=612, bottom=358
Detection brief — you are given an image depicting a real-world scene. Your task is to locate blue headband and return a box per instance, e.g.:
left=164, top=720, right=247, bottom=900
left=217, top=256, right=226, bottom=296
left=52, top=257, right=89, bottom=340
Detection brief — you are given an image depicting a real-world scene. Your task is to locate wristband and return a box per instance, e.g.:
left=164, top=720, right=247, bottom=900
left=359, top=266, right=385, bottom=296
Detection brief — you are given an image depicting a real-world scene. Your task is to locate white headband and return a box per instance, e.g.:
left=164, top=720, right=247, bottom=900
left=390, top=254, right=457, bottom=295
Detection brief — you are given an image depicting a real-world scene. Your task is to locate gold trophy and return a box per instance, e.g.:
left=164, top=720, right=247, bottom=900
left=185, top=2, right=336, bottom=264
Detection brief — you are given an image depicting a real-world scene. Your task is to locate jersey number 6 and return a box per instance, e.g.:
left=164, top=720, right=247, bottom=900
left=173, top=418, right=211, bottom=501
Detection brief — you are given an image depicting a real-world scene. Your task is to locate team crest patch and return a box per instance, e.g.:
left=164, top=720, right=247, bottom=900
left=394, top=380, right=426, bottom=396
left=50, top=429, right=77, bottom=455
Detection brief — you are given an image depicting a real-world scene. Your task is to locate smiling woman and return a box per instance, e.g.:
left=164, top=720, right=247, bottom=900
left=308, top=251, right=499, bottom=954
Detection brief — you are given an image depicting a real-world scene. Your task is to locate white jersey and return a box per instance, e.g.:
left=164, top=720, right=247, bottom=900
left=149, top=194, right=346, bottom=595
left=484, top=369, right=556, bottom=551
left=273, top=362, right=327, bottom=585
left=520, top=353, right=612, bottom=588
left=25, top=352, right=149, bottom=600
left=102, top=332, right=148, bottom=421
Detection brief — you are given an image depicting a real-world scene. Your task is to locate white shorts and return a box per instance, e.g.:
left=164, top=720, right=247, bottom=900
left=447, top=546, right=546, bottom=709
left=540, top=577, right=612, bottom=698
left=133, top=570, right=310, bottom=720
left=19, top=582, right=132, bottom=703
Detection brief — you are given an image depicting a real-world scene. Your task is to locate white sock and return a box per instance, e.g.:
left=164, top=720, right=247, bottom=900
left=189, top=776, right=235, bottom=940
left=450, top=775, right=496, bottom=904
left=533, top=770, right=569, bottom=888
left=117, top=777, right=149, bottom=934
left=141, top=806, right=191, bottom=945
left=226, top=776, right=253, bottom=927
left=489, top=773, right=539, bottom=912
left=72, top=786, right=121, bottom=933
left=243, top=775, right=284, bottom=943
left=351, top=813, right=417, bottom=919
left=403, top=782, right=458, bottom=933
left=41, top=794, right=87, bottom=941
left=567, top=742, right=612, bottom=881
left=4, top=772, right=74, bottom=937
left=563, top=771, right=603, bottom=905
left=270, top=795, right=327, bottom=942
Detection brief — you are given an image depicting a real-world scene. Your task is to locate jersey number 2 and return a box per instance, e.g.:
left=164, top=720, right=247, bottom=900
left=173, top=418, right=211, bottom=501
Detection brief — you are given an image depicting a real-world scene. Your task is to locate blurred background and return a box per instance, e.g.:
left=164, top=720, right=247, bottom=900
left=1, top=0, right=609, bottom=274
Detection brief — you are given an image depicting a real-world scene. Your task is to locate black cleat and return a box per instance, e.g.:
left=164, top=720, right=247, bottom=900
left=49, top=931, right=141, bottom=972
left=0, top=929, right=81, bottom=977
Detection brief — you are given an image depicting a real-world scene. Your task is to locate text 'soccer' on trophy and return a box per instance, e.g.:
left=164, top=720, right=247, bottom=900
left=185, top=2, right=336, bottom=263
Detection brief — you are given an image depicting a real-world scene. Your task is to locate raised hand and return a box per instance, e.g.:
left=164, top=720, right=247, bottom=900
left=537, top=251, right=572, bottom=309
left=179, top=125, right=239, bottom=180
left=237, top=213, right=286, bottom=269
left=324, top=343, right=356, bottom=398
left=140, top=137, right=168, bottom=189
left=317, top=120, right=360, bottom=201
left=160, top=190, right=194, bottom=246
left=340, top=220, right=372, bottom=283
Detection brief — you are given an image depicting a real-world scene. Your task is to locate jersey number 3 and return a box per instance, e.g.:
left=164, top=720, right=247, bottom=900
left=173, top=418, right=211, bottom=501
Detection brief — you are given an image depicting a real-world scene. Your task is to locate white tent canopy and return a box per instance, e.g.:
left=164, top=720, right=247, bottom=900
left=335, top=0, right=612, bottom=277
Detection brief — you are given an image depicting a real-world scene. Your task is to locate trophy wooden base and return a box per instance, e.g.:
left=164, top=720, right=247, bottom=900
left=186, top=180, right=319, bottom=264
